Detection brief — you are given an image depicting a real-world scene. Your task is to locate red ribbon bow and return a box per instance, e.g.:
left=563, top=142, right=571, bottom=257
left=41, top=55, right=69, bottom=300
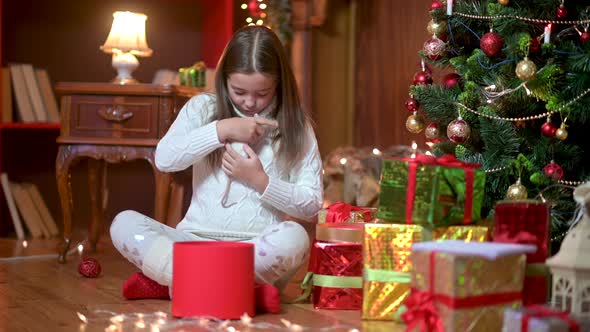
left=325, top=202, right=372, bottom=224
left=522, top=305, right=580, bottom=332
left=402, top=289, right=445, bottom=332
left=393, top=154, right=480, bottom=225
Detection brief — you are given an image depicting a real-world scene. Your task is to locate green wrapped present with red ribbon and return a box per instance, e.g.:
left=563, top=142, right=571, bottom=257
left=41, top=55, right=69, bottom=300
left=377, top=154, right=485, bottom=227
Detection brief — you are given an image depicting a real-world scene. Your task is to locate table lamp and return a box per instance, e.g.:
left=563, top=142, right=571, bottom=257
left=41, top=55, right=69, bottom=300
left=100, top=11, right=152, bottom=84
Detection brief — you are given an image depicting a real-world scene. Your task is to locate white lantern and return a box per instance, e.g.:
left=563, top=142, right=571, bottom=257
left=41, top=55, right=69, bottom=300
left=546, top=182, right=590, bottom=317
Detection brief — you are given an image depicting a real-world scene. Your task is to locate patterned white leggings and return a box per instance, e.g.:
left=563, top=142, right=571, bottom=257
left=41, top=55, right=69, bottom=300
left=110, top=210, right=310, bottom=290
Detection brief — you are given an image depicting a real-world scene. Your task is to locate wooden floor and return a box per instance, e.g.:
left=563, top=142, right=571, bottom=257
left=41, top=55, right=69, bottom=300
left=0, top=236, right=405, bottom=332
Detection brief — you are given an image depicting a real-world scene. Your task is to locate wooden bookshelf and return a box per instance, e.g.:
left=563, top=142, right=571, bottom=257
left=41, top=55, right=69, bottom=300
left=0, top=0, right=234, bottom=237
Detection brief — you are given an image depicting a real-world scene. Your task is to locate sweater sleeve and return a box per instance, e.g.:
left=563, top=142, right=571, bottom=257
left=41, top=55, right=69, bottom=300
left=155, top=94, right=224, bottom=172
left=260, top=126, right=323, bottom=221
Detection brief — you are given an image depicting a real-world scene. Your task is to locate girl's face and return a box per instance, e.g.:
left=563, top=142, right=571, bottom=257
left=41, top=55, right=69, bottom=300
left=227, top=72, right=277, bottom=116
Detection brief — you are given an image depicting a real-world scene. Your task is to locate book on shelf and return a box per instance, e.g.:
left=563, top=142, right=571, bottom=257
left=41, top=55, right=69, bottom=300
left=9, top=64, right=35, bottom=123
left=0, top=173, right=25, bottom=240
left=21, top=64, right=47, bottom=122
left=5, top=63, right=60, bottom=124
left=25, top=183, right=59, bottom=237
left=1, top=68, right=13, bottom=123
left=35, top=69, right=60, bottom=123
left=10, top=182, right=44, bottom=238
left=0, top=174, right=59, bottom=239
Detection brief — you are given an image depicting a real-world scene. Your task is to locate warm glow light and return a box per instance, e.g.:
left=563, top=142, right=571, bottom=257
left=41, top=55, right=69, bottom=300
left=77, top=244, right=84, bottom=255
left=241, top=3, right=248, bottom=9
left=411, top=141, right=418, bottom=150
left=425, top=151, right=433, bottom=156
left=372, top=148, right=381, bottom=155
left=22, top=240, right=28, bottom=248
left=340, top=158, right=347, bottom=165
left=260, top=12, right=267, bottom=18
left=77, top=312, right=88, bottom=324
left=136, top=321, right=146, bottom=328
left=256, top=19, right=264, bottom=25
left=524, top=85, right=532, bottom=95
left=246, top=17, right=253, bottom=23
left=259, top=3, right=267, bottom=9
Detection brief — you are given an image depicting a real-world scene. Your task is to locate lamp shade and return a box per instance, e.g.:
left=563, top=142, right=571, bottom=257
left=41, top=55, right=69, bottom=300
left=101, top=11, right=152, bottom=57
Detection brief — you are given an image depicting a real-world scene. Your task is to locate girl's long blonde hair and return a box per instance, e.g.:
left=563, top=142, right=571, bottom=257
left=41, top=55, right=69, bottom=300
left=209, top=25, right=310, bottom=172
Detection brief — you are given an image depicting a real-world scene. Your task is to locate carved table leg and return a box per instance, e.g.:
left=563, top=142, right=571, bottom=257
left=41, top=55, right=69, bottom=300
left=56, top=146, right=77, bottom=263
left=88, top=158, right=106, bottom=252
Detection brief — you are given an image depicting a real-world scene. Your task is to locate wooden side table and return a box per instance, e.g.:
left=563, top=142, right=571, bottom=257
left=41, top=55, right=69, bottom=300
left=55, top=82, right=202, bottom=263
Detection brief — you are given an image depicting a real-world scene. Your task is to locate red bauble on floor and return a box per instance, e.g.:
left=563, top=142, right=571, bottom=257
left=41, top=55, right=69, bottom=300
left=78, top=258, right=102, bottom=278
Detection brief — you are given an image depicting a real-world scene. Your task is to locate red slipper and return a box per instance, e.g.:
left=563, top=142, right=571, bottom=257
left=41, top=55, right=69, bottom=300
left=255, top=283, right=281, bottom=314
left=122, top=272, right=170, bottom=300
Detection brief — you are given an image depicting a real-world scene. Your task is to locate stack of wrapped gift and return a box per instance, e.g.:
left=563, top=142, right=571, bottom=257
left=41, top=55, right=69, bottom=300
left=362, top=224, right=489, bottom=320
left=494, top=200, right=551, bottom=305
left=360, top=153, right=490, bottom=320
left=306, top=223, right=364, bottom=310
left=402, top=241, right=537, bottom=331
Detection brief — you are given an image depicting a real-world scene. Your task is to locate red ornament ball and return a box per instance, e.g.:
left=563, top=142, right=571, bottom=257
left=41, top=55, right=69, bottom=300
left=480, top=32, right=504, bottom=57
left=541, top=121, right=557, bottom=138
left=443, top=73, right=462, bottom=89
left=405, top=97, right=420, bottom=112
left=248, top=0, right=262, bottom=16
left=447, top=118, right=471, bottom=144
left=581, top=32, right=590, bottom=44
left=543, top=162, right=564, bottom=180
left=529, top=37, right=541, bottom=54
left=425, top=123, right=440, bottom=140
left=424, top=37, right=446, bottom=60
left=78, top=258, right=102, bottom=278
left=413, top=71, right=433, bottom=85
left=556, top=5, right=568, bottom=19
left=430, top=0, right=444, bottom=11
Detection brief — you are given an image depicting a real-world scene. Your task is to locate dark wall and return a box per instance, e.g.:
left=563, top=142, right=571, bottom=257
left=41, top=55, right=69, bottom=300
left=355, top=0, right=433, bottom=149
left=2, top=0, right=205, bottom=83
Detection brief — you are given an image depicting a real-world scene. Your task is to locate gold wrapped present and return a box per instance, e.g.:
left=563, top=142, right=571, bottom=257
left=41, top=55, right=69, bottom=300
left=362, top=224, right=490, bottom=321
left=404, top=241, right=535, bottom=331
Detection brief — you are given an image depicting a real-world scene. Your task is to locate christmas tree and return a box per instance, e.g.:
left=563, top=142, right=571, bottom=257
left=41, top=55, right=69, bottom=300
left=407, top=0, right=590, bottom=247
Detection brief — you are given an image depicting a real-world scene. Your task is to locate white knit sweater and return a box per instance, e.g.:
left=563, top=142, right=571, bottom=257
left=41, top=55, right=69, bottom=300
left=155, top=94, right=323, bottom=239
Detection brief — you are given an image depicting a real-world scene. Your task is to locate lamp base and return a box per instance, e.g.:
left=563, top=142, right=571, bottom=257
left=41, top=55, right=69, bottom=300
left=111, top=77, right=138, bottom=85
left=111, top=51, right=140, bottom=84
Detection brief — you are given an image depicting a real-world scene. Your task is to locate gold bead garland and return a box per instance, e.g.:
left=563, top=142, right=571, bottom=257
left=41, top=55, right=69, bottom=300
left=454, top=85, right=590, bottom=122
left=454, top=12, right=590, bottom=25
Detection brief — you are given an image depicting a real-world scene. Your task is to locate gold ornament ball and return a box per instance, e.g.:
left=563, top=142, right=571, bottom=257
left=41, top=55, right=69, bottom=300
left=506, top=182, right=528, bottom=200
left=406, top=114, right=425, bottom=133
left=427, top=19, right=447, bottom=36
left=515, top=58, right=537, bottom=81
left=555, top=127, right=568, bottom=140
left=497, top=0, right=509, bottom=5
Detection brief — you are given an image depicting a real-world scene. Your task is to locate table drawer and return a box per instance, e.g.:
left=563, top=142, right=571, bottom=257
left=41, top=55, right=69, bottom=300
left=68, top=95, right=159, bottom=140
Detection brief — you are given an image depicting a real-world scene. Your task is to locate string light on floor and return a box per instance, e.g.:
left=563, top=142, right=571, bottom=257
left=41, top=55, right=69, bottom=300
left=76, top=310, right=362, bottom=331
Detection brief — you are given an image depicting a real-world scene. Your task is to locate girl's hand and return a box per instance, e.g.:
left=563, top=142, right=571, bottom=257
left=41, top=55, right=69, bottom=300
left=221, top=143, right=269, bottom=193
left=217, top=117, right=278, bottom=146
